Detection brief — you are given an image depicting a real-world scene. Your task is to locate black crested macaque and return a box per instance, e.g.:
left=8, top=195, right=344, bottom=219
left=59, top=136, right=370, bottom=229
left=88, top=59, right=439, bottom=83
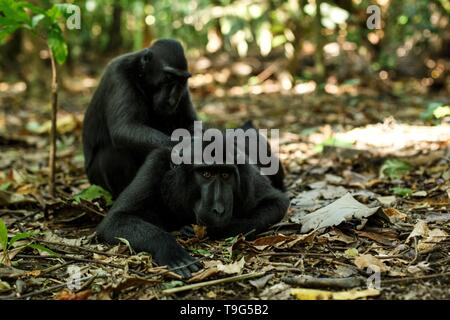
left=241, top=120, right=285, bottom=191
left=96, top=148, right=290, bottom=278
left=83, top=39, right=197, bottom=198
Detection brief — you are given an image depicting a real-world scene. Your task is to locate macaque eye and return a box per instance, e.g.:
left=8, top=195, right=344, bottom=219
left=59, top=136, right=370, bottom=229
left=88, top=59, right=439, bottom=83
left=221, top=173, right=230, bottom=180
left=202, top=171, right=212, bottom=179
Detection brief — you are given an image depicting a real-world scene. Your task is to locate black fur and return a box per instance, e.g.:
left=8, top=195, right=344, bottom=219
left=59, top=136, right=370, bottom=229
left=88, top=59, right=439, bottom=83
left=241, top=120, right=285, bottom=191
left=83, top=39, right=197, bottom=198
left=96, top=148, right=289, bottom=278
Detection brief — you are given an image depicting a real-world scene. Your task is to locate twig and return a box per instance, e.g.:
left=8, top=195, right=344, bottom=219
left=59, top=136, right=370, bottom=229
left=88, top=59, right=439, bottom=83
left=382, top=272, right=450, bottom=284
left=0, top=262, right=71, bottom=279
left=56, top=190, right=105, bottom=217
left=0, top=210, right=31, bottom=217
left=162, top=271, right=265, bottom=295
left=283, top=275, right=364, bottom=289
left=10, top=210, right=41, bottom=226
left=15, top=254, right=147, bottom=277
left=35, top=238, right=128, bottom=257
left=17, top=276, right=96, bottom=300
left=408, top=237, right=419, bottom=265
left=48, top=44, right=58, bottom=198
left=259, top=252, right=335, bottom=258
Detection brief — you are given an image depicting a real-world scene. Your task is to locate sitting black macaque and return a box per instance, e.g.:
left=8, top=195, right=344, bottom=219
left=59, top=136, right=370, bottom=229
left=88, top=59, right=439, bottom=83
left=96, top=148, right=290, bottom=278
left=83, top=39, right=197, bottom=198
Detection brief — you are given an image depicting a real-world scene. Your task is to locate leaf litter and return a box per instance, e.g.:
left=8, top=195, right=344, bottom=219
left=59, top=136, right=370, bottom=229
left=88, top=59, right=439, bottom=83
left=1, top=93, right=450, bottom=300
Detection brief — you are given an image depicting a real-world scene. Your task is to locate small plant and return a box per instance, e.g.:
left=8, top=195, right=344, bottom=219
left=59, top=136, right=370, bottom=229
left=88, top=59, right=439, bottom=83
left=0, top=0, right=72, bottom=196
left=72, top=185, right=113, bottom=206
left=0, top=218, right=56, bottom=265
left=314, top=137, right=353, bottom=153
left=391, top=187, right=413, bottom=197
left=420, top=102, right=450, bottom=122
left=380, top=159, right=412, bottom=179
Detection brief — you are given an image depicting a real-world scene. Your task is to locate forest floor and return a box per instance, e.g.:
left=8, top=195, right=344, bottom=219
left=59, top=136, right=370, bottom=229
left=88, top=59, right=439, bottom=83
left=0, top=79, right=449, bottom=300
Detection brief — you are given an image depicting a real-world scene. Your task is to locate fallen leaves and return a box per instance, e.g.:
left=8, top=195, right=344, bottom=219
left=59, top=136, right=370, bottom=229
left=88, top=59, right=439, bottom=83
left=382, top=208, right=408, bottom=223
left=354, top=254, right=389, bottom=272
left=406, top=220, right=448, bottom=253
left=216, top=257, right=245, bottom=275
left=299, top=193, right=380, bottom=233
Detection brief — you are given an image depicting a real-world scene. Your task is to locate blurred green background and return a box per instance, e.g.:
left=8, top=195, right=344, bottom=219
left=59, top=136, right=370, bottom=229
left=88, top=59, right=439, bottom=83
left=0, top=0, right=449, bottom=97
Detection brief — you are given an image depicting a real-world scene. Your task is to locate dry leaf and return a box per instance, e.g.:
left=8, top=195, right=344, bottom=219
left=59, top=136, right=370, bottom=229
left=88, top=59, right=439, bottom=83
left=252, top=234, right=293, bottom=247
left=284, top=231, right=317, bottom=248
left=377, top=196, right=396, bottom=207
left=188, top=267, right=219, bottom=282
left=291, top=288, right=380, bottom=300
left=406, top=220, right=429, bottom=243
left=299, top=193, right=379, bottom=233
left=382, top=208, right=408, bottom=223
left=216, top=257, right=245, bottom=274
left=354, top=254, right=388, bottom=272
left=417, top=228, right=447, bottom=252
left=249, top=273, right=275, bottom=289
left=355, top=230, right=397, bottom=246
left=193, top=224, right=207, bottom=239
left=319, top=229, right=355, bottom=244
left=55, top=289, right=92, bottom=300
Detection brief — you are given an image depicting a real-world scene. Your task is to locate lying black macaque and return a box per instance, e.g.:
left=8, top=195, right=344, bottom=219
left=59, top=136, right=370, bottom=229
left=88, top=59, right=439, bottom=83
left=83, top=39, right=197, bottom=198
left=96, top=148, right=290, bottom=277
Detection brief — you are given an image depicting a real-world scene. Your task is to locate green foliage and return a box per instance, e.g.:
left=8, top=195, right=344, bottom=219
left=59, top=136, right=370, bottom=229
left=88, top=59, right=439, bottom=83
left=9, top=231, right=34, bottom=247
left=191, top=248, right=214, bottom=258
left=162, top=280, right=184, bottom=290
left=380, top=159, right=412, bottom=179
left=0, top=182, right=11, bottom=191
left=314, top=137, right=353, bottom=153
left=0, top=219, right=7, bottom=255
left=73, top=185, right=113, bottom=206
left=421, top=102, right=450, bottom=122
left=0, top=218, right=56, bottom=263
left=391, top=187, right=413, bottom=197
left=0, top=0, right=68, bottom=64
left=28, top=243, right=57, bottom=256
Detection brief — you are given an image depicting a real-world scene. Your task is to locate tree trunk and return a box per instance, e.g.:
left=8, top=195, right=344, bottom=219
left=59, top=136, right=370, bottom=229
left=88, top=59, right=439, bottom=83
left=106, top=0, right=123, bottom=53
left=48, top=46, right=58, bottom=197
left=314, top=0, right=325, bottom=82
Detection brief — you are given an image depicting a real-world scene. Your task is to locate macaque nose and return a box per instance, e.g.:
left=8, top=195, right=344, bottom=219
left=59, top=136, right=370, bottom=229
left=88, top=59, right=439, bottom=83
left=212, top=203, right=225, bottom=216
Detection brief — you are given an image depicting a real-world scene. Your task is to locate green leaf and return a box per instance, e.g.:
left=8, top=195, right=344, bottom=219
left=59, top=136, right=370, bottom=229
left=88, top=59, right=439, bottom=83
left=0, top=219, right=8, bottom=253
left=391, top=187, right=412, bottom=197
left=433, top=105, right=450, bottom=119
left=191, top=249, right=213, bottom=257
left=54, top=4, right=78, bottom=19
left=73, top=185, right=113, bottom=206
left=9, top=232, right=33, bottom=247
left=420, top=102, right=447, bottom=121
left=46, top=5, right=63, bottom=21
left=31, top=14, right=45, bottom=28
left=0, top=24, right=20, bottom=43
left=315, top=137, right=353, bottom=153
left=380, top=159, right=412, bottom=179
left=0, top=0, right=31, bottom=25
left=28, top=243, right=58, bottom=256
left=0, top=182, right=11, bottom=191
left=47, top=26, right=68, bottom=65
left=162, top=280, right=184, bottom=290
